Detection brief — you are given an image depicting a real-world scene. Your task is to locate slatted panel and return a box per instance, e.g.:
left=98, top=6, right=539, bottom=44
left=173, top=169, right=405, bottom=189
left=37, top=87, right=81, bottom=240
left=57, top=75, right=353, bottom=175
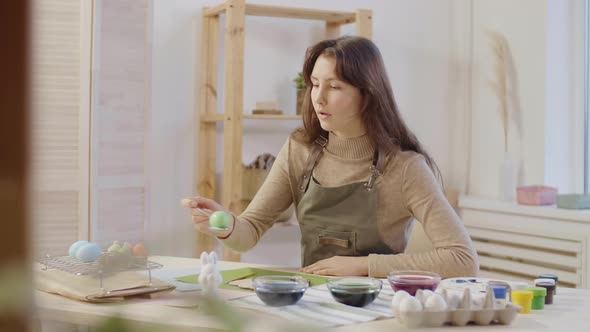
left=30, top=0, right=83, bottom=256
left=91, top=0, right=150, bottom=246
left=32, top=192, right=79, bottom=256
left=467, top=225, right=583, bottom=287
left=468, top=227, right=583, bottom=253
left=95, top=188, right=144, bottom=248
left=96, top=0, right=147, bottom=177
left=473, top=241, right=581, bottom=269
left=477, top=269, right=535, bottom=285
left=477, top=256, right=579, bottom=285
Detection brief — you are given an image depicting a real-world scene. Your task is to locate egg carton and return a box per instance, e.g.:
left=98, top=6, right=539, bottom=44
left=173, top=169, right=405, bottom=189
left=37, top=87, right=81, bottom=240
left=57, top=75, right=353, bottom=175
left=396, top=303, right=521, bottom=328
left=391, top=286, right=522, bottom=328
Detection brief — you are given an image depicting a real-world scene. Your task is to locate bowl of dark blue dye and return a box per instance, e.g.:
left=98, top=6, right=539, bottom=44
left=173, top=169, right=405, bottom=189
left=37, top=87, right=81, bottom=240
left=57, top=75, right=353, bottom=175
left=252, top=276, right=309, bottom=307
left=327, top=277, right=382, bottom=307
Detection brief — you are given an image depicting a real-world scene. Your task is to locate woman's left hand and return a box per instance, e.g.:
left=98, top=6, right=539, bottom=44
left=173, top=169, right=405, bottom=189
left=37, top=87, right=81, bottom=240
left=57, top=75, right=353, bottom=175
left=300, top=256, right=369, bottom=276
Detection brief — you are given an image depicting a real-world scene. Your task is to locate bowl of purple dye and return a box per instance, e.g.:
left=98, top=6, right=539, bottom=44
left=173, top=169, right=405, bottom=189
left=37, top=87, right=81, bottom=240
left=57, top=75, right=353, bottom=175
left=327, top=277, right=382, bottom=307
left=252, top=276, right=309, bottom=307
left=387, top=270, right=441, bottom=296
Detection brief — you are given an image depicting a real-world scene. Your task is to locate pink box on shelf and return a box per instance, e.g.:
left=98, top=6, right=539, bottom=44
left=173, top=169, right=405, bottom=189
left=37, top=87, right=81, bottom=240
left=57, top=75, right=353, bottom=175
left=516, top=185, right=558, bottom=206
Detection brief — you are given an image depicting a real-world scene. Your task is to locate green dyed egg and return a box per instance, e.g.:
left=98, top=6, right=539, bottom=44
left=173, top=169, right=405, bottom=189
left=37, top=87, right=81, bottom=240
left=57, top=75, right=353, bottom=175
left=107, top=241, right=122, bottom=253
left=209, top=211, right=231, bottom=229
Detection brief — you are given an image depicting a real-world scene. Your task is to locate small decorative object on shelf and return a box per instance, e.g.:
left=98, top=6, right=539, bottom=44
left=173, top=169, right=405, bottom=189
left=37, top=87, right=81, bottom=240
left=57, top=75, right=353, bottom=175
left=252, top=101, right=282, bottom=115
left=516, top=185, right=557, bottom=206
left=557, top=194, right=590, bottom=209
left=294, top=72, right=306, bottom=115
left=242, top=153, right=294, bottom=223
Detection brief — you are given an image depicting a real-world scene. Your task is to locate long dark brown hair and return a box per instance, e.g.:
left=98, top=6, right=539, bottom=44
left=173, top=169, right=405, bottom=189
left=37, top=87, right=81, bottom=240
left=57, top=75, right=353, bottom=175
left=294, top=36, right=440, bottom=178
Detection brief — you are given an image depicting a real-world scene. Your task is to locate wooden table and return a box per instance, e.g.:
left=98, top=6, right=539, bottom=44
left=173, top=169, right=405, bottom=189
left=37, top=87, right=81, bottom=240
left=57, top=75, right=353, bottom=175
left=35, top=256, right=590, bottom=331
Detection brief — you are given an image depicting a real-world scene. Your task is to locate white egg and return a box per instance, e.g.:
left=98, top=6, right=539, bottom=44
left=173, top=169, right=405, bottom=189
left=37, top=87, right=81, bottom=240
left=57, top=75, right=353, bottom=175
left=76, top=242, right=101, bottom=262
left=435, top=288, right=448, bottom=301
left=415, top=289, right=425, bottom=303
left=424, top=293, right=447, bottom=311
left=391, top=290, right=410, bottom=312
left=471, top=295, right=484, bottom=310
left=446, top=293, right=461, bottom=310
left=419, top=289, right=434, bottom=305
left=399, top=296, right=423, bottom=312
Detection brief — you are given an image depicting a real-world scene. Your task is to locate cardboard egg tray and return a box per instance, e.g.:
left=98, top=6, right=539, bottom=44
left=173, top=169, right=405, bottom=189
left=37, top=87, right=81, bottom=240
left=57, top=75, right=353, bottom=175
left=395, top=303, right=521, bottom=328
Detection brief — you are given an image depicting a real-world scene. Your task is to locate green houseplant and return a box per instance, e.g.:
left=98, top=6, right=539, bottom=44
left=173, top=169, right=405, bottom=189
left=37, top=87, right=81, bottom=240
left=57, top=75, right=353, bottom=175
left=293, top=72, right=306, bottom=115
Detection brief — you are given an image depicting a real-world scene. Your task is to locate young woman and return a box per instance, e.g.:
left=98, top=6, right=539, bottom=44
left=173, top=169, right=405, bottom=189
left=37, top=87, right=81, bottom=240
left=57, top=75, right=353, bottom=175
left=183, top=36, right=478, bottom=278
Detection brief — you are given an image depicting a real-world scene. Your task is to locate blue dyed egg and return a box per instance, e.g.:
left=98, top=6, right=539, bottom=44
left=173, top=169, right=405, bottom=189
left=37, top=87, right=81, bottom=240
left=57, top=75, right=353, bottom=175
left=76, top=243, right=102, bottom=262
left=68, top=240, right=89, bottom=257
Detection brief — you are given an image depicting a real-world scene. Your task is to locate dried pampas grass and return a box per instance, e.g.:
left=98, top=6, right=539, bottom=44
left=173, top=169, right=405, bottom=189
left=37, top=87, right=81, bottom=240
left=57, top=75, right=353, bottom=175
left=488, top=31, right=511, bottom=153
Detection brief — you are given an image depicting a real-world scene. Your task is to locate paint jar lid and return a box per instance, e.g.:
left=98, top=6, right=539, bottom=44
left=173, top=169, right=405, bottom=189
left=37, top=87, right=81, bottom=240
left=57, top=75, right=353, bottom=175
left=512, top=290, right=533, bottom=302
left=535, top=278, right=556, bottom=286
left=490, top=285, right=507, bottom=299
left=526, top=287, right=547, bottom=297
left=538, top=274, right=558, bottom=282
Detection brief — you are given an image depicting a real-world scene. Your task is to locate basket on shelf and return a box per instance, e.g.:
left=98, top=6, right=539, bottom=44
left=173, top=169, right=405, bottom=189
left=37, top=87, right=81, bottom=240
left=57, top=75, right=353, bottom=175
left=242, top=154, right=294, bottom=223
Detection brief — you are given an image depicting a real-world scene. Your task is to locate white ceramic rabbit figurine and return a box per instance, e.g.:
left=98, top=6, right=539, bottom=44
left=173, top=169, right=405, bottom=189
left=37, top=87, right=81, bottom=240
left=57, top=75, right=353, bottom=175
left=199, top=251, right=222, bottom=296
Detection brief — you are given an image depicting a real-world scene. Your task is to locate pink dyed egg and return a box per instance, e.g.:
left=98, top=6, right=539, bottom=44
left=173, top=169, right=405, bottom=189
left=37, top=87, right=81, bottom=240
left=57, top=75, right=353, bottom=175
left=132, top=243, right=148, bottom=257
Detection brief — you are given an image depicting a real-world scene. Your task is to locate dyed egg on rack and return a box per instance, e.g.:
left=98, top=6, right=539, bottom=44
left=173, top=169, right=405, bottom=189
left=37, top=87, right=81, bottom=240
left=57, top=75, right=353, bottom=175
left=75, top=242, right=101, bottom=262
left=68, top=240, right=89, bottom=257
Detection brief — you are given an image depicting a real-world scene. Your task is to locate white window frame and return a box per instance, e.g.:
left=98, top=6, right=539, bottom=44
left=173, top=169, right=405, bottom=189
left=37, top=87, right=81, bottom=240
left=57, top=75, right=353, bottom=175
left=585, top=0, right=590, bottom=193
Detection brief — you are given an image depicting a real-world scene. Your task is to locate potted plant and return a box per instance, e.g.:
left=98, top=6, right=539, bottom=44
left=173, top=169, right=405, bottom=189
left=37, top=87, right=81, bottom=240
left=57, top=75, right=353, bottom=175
left=293, top=72, right=306, bottom=115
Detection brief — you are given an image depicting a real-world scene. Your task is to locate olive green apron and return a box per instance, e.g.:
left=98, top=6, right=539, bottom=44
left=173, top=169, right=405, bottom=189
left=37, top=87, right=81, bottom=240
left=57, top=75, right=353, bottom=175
left=296, top=135, right=395, bottom=267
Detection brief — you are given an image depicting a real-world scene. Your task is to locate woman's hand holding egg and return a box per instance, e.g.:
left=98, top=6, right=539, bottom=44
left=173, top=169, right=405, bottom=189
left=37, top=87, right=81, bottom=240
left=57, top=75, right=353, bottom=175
left=181, top=197, right=234, bottom=238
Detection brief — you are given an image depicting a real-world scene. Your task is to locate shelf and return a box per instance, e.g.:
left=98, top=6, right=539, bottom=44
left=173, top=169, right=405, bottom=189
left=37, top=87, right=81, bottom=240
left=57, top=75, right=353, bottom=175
left=244, top=114, right=301, bottom=120
left=204, top=3, right=357, bottom=23
left=196, top=0, right=372, bottom=262
left=201, top=114, right=302, bottom=122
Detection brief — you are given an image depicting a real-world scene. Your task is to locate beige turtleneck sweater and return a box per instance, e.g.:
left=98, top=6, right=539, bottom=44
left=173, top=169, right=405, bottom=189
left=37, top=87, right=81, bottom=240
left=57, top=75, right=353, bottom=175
left=221, top=132, right=479, bottom=278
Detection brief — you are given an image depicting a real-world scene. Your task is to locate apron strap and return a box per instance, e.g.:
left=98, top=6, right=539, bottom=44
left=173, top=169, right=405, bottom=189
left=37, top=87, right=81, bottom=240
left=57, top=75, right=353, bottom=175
left=364, top=149, right=385, bottom=191
left=298, top=135, right=327, bottom=193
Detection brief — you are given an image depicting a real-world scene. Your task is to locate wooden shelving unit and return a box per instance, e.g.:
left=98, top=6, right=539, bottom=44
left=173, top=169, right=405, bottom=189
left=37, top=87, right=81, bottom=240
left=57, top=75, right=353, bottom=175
left=196, top=0, right=372, bottom=261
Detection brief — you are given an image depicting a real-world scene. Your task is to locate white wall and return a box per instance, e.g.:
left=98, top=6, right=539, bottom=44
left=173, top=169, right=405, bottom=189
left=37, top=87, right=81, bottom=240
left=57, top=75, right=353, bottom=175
left=148, top=0, right=202, bottom=256
left=148, top=0, right=587, bottom=260
left=213, top=0, right=455, bottom=178
left=150, top=0, right=455, bottom=258
left=464, top=0, right=586, bottom=199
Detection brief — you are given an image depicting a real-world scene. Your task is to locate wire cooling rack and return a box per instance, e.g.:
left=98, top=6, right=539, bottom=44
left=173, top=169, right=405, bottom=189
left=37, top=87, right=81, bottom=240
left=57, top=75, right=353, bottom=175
left=38, top=252, right=163, bottom=294
left=39, top=253, right=162, bottom=275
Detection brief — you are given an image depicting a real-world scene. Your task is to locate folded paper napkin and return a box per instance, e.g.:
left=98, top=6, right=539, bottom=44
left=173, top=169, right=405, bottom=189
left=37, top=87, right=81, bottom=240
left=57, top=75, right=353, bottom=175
left=35, top=263, right=174, bottom=303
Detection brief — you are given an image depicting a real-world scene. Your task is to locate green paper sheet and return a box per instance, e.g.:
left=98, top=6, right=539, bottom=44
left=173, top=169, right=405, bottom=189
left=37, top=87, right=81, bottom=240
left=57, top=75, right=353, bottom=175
left=176, top=267, right=328, bottom=292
